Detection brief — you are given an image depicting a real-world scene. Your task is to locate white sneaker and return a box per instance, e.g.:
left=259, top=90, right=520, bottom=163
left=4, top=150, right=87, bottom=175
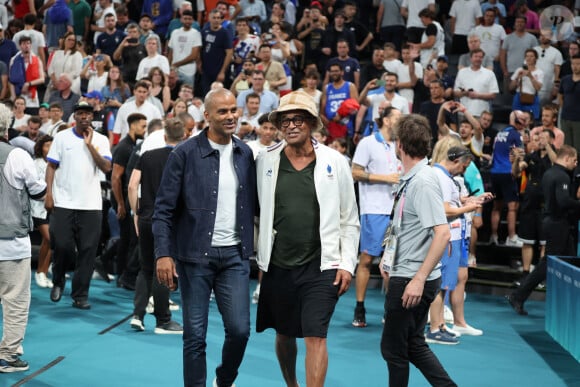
left=169, top=299, right=180, bottom=311
left=444, top=324, right=461, bottom=338
left=251, top=287, right=260, bottom=304
left=452, top=324, right=483, bottom=336
left=212, top=377, right=235, bottom=387
left=489, top=234, right=499, bottom=245
left=35, top=272, right=53, bottom=288
left=146, top=297, right=154, bottom=314
left=468, top=254, right=477, bottom=267
left=130, top=316, right=145, bottom=332
left=505, top=235, right=523, bottom=248
left=444, top=305, right=454, bottom=324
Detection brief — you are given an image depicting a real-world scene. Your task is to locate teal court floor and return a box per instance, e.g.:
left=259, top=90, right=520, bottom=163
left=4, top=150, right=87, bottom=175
left=2, top=278, right=580, bottom=387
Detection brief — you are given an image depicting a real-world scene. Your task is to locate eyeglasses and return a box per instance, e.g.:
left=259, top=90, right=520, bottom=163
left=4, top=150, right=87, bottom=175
left=448, top=150, right=471, bottom=161
left=280, top=116, right=306, bottom=128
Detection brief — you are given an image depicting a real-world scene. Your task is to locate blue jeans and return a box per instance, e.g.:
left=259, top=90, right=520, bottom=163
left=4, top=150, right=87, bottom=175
left=176, top=245, right=250, bottom=387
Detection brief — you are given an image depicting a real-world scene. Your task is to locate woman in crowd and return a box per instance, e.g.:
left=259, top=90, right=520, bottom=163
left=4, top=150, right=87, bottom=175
left=510, top=49, right=543, bottom=120
left=297, top=69, right=322, bottom=112
left=167, top=98, right=188, bottom=119
left=47, top=31, right=83, bottom=95
left=148, top=66, right=171, bottom=113
left=81, top=53, right=112, bottom=93
left=12, top=96, right=30, bottom=133
left=101, top=65, right=131, bottom=119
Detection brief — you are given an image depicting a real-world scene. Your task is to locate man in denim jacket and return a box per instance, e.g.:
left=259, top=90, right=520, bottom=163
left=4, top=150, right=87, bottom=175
left=153, top=88, right=256, bottom=387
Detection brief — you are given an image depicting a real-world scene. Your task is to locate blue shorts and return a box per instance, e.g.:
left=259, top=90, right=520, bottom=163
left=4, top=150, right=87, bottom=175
left=360, top=214, right=391, bottom=256
left=459, top=238, right=469, bottom=268
left=440, top=240, right=461, bottom=291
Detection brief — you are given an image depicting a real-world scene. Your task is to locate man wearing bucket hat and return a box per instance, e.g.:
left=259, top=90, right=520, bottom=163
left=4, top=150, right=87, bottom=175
left=255, top=90, right=359, bottom=387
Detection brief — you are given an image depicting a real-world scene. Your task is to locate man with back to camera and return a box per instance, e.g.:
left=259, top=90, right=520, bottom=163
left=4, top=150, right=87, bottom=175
left=379, top=114, right=456, bottom=387
left=154, top=88, right=256, bottom=387
left=255, top=90, right=359, bottom=387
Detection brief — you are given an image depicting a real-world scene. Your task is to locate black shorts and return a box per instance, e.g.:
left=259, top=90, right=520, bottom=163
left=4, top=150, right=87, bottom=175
left=491, top=173, right=519, bottom=203
left=33, top=216, right=49, bottom=228
left=518, top=208, right=545, bottom=245
left=256, top=258, right=338, bottom=338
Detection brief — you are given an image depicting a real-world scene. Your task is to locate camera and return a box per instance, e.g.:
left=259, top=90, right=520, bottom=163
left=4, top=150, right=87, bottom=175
left=244, top=69, right=252, bottom=76
left=313, top=18, right=319, bottom=22
left=127, top=38, right=138, bottom=44
left=522, top=64, right=528, bottom=71
left=263, top=33, right=273, bottom=41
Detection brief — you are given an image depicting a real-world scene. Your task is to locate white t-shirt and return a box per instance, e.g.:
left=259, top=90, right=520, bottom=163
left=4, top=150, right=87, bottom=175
left=168, top=27, right=202, bottom=76
left=136, top=54, right=171, bottom=80
left=352, top=133, right=400, bottom=215
left=113, top=100, right=163, bottom=139
left=454, top=66, right=499, bottom=116
left=534, top=46, right=563, bottom=94
left=420, top=21, right=445, bottom=68
left=30, top=157, right=48, bottom=219
left=472, top=24, right=506, bottom=60
left=396, top=62, right=423, bottom=104
left=13, top=29, right=46, bottom=57
left=383, top=59, right=401, bottom=74
left=208, top=139, right=240, bottom=247
left=433, top=165, right=463, bottom=241
left=449, top=0, right=482, bottom=35
left=402, top=0, right=435, bottom=28
left=367, top=92, right=410, bottom=120
left=246, top=140, right=270, bottom=159
left=0, top=146, right=46, bottom=261
left=46, top=128, right=112, bottom=210
left=87, top=71, right=108, bottom=93
left=511, top=67, right=544, bottom=94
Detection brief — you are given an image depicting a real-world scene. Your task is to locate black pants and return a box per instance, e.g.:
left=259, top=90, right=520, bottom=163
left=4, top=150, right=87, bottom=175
left=133, top=218, right=170, bottom=324
left=50, top=208, right=102, bottom=302
left=513, top=217, right=576, bottom=303
left=381, top=277, right=456, bottom=387
left=116, top=200, right=138, bottom=277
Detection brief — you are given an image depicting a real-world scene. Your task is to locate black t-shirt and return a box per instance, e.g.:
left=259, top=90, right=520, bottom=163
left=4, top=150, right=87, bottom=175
left=135, top=146, right=172, bottom=220
left=418, top=101, right=456, bottom=145
left=482, top=127, right=498, bottom=156
left=121, top=44, right=147, bottom=83
left=112, top=135, right=137, bottom=195
left=345, top=19, right=370, bottom=48
left=521, top=149, right=552, bottom=208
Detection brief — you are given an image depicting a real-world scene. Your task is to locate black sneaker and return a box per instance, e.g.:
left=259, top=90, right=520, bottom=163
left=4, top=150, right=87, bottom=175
left=130, top=316, right=145, bottom=331
left=506, top=295, right=528, bottom=316
left=154, top=320, right=183, bottom=335
left=352, top=306, right=367, bottom=328
left=0, top=357, right=29, bottom=373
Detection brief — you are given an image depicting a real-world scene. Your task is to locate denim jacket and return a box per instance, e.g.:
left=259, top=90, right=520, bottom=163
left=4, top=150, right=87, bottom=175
left=153, top=129, right=257, bottom=262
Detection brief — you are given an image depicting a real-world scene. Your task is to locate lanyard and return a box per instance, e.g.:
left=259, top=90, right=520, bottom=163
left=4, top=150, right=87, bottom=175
left=390, top=176, right=413, bottom=228
left=374, top=131, right=398, bottom=172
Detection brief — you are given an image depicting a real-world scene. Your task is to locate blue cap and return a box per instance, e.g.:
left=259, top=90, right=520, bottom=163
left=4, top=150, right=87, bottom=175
left=437, top=55, right=449, bottom=63
left=83, top=90, right=103, bottom=102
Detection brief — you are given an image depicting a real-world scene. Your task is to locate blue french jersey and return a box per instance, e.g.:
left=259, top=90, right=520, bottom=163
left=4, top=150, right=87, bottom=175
left=324, top=81, right=351, bottom=120
left=490, top=125, right=522, bottom=174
